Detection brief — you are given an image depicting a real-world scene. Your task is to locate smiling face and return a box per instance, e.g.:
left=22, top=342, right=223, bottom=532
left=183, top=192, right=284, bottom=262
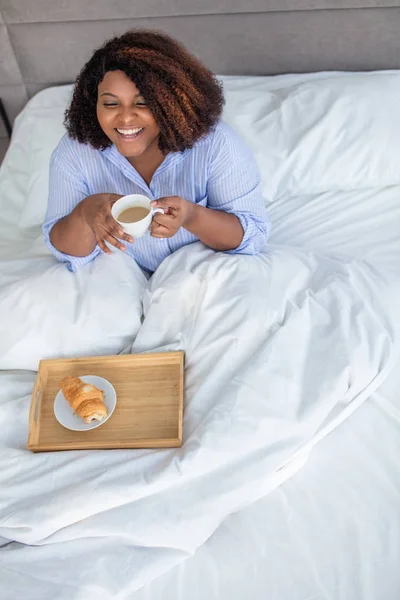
left=96, top=70, right=161, bottom=161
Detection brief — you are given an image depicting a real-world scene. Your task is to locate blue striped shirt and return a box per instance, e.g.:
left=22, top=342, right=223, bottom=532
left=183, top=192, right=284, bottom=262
left=43, top=120, right=269, bottom=273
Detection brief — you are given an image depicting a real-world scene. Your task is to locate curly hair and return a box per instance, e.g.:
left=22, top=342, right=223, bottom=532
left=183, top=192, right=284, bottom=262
left=64, top=30, right=225, bottom=153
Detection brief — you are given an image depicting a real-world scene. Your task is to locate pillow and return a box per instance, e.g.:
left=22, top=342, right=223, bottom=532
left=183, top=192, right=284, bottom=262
left=17, top=86, right=72, bottom=228
left=222, top=72, right=400, bottom=201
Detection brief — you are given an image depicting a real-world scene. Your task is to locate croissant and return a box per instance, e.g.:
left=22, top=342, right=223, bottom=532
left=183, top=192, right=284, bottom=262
left=60, top=376, right=108, bottom=423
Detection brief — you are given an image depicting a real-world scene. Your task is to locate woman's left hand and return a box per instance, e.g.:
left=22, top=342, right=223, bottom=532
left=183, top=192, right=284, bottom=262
left=149, top=196, right=196, bottom=238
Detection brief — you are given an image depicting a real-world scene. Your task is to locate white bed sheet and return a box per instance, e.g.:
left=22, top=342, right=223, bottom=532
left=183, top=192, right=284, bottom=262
left=1, top=72, right=400, bottom=600
left=129, top=355, right=400, bottom=600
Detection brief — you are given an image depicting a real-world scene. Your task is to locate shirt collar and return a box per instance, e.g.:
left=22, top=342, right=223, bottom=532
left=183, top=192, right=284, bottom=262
left=102, top=143, right=188, bottom=181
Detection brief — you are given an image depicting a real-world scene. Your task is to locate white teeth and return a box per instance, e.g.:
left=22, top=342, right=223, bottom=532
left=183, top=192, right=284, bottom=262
left=116, top=127, right=143, bottom=135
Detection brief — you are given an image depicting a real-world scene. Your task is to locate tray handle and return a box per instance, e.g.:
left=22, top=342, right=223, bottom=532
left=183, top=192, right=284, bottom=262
left=28, top=375, right=42, bottom=447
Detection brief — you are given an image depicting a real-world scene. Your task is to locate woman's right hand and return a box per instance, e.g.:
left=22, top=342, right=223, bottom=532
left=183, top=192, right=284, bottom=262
left=80, top=193, right=134, bottom=254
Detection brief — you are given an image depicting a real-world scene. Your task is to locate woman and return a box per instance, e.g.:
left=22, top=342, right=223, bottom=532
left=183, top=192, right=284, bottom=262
left=43, top=30, right=269, bottom=274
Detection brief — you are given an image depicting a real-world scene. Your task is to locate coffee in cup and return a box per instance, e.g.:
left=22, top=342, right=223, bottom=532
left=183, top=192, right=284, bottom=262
left=111, top=194, right=164, bottom=238
left=117, top=206, right=150, bottom=223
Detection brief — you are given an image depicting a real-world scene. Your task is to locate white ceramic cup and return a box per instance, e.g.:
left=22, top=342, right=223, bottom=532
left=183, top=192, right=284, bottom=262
left=111, top=194, right=164, bottom=238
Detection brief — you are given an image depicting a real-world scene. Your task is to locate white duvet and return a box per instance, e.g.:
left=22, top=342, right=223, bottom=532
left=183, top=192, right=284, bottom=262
left=1, top=72, right=400, bottom=599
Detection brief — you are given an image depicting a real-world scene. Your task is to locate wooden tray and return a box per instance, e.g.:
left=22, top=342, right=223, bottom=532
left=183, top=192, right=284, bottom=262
left=27, top=352, right=184, bottom=452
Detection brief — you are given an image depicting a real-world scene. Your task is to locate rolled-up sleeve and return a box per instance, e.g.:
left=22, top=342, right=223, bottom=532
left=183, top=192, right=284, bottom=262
left=206, top=122, right=269, bottom=255
left=42, top=137, right=100, bottom=272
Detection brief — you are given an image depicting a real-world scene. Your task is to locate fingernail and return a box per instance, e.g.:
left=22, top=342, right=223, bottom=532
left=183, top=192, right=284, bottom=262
left=150, top=201, right=157, bottom=206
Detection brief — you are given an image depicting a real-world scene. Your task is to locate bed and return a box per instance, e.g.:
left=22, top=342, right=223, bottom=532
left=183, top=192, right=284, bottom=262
left=1, top=4, right=400, bottom=599
left=0, top=69, right=399, bottom=600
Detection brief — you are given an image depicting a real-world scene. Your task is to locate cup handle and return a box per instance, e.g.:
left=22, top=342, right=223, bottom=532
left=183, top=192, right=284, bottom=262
left=152, top=208, right=165, bottom=216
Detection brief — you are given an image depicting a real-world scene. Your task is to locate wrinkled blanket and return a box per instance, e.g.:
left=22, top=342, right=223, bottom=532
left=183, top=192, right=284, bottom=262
left=0, top=242, right=399, bottom=600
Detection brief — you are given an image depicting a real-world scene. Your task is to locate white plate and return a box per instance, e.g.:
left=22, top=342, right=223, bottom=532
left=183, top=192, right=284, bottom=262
left=54, top=375, right=117, bottom=431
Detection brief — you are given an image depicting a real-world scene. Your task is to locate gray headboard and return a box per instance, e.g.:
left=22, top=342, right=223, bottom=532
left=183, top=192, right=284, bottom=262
left=2, top=0, right=400, bottom=146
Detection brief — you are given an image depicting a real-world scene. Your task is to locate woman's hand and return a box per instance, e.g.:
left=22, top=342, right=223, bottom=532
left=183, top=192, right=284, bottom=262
left=150, top=196, right=244, bottom=251
left=80, top=193, right=134, bottom=254
left=149, top=196, right=196, bottom=238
